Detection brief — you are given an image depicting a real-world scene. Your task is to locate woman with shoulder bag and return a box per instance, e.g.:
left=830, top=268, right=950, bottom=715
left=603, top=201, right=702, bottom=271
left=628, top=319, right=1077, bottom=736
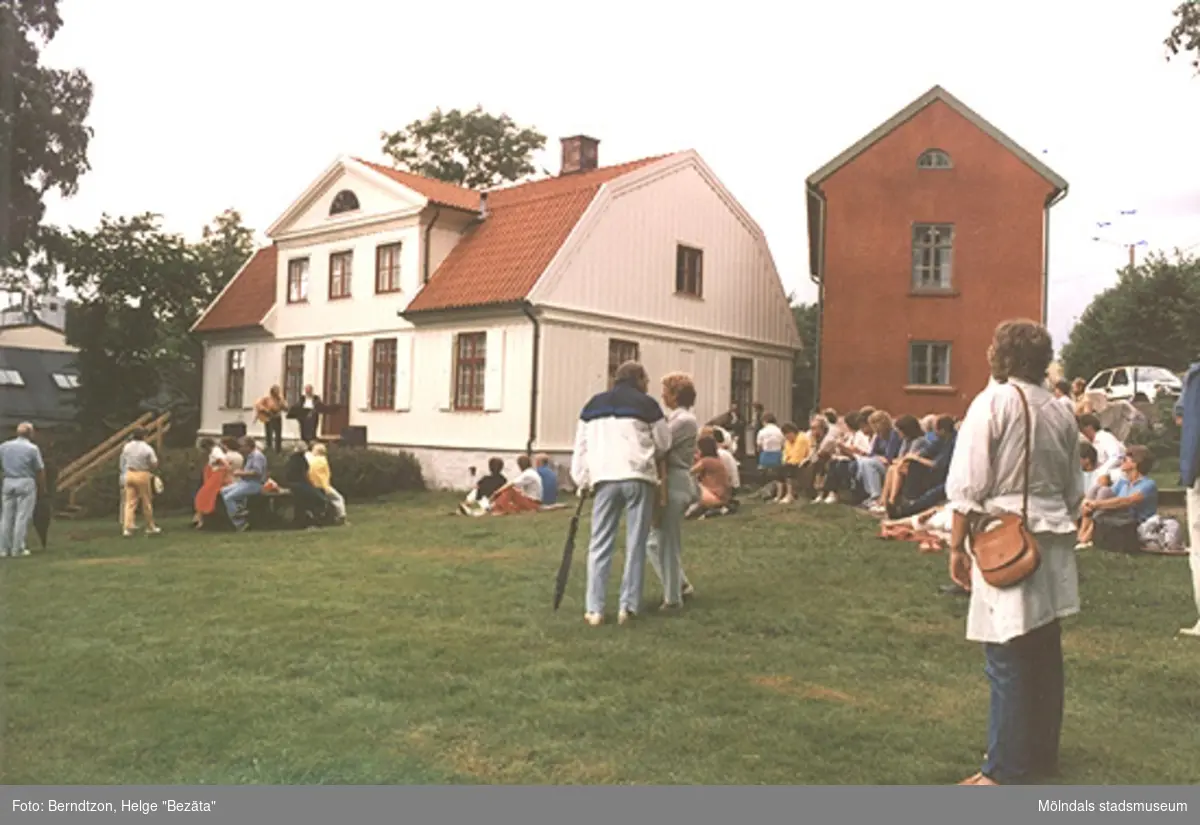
left=945, top=319, right=1085, bottom=786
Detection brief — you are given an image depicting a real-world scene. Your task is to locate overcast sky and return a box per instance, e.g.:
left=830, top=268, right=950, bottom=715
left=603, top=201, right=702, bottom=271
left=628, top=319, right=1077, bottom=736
left=39, top=0, right=1200, bottom=348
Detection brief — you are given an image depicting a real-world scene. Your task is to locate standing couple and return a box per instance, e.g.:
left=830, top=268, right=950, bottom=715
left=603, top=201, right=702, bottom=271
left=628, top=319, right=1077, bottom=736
left=570, top=361, right=699, bottom=626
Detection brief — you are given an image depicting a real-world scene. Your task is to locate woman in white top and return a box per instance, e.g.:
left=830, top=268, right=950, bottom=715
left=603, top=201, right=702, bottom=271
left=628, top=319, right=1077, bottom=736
left=755, top=414, right=785, bottom=471
left=946, top=319, right=1084, bottom=786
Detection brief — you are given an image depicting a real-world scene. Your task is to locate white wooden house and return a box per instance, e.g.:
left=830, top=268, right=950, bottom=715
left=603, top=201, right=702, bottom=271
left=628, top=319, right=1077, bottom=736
left=192, top=136, right=801, bottom=489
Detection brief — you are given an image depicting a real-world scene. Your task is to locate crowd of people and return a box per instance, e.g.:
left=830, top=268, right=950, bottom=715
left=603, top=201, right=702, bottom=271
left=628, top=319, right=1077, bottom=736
left=558, top=320, right=1200, bottom=786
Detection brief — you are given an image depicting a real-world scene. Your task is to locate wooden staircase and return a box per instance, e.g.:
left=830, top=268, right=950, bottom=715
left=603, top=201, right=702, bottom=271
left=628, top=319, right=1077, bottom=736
left=55, top=412, right=171, bottom=519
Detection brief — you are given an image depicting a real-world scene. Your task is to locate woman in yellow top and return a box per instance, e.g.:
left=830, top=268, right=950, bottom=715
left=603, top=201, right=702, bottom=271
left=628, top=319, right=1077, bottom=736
left=305, top=443, right=347, bottom=524
left=774, top=422, right=812, bottom=504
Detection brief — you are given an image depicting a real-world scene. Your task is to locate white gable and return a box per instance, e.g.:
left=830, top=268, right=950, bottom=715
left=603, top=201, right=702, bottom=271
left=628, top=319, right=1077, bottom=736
left=268, top=160, right=428, bottom=239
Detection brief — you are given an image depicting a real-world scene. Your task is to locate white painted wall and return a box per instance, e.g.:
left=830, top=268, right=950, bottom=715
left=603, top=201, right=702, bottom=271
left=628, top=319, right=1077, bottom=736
left=285, top=166, right=424, bottom=235
left=531, top=157, right=799, bottom=351
left=535, top=318, right=793, bottom=452
left=198, top=319, right=536, bottom=489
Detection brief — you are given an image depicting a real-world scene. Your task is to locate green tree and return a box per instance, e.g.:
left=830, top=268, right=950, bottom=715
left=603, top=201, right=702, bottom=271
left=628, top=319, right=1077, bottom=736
left=0, top=0, right=93, bottom=280
left=1059, top=251, right=1200, bottom=385
left=790, top=302, right=819, bottom=423
left=1166, top=0, right=1200, bottom=72
left=55, top=210, right=254, bottom=441
left=381, top=106, right=546, bottom=189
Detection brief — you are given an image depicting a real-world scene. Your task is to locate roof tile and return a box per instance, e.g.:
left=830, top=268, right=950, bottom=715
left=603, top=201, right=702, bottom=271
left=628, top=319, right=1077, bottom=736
left=193, top=246, right=278, bottom=333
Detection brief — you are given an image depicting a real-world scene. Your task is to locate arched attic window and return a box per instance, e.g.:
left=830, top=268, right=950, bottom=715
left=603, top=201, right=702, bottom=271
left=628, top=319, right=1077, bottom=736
left=917, top=149, right=953, bottom=169
left=329, top=189, right=361, bottom=215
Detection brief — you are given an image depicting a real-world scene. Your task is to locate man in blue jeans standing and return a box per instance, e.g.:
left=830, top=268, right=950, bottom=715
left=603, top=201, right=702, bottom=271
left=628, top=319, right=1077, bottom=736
left=571, top=361, right=670, bottom=626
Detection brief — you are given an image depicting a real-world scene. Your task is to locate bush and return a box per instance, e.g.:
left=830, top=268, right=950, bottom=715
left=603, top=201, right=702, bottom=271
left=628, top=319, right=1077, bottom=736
left=57, top=445, right=425, bottom=519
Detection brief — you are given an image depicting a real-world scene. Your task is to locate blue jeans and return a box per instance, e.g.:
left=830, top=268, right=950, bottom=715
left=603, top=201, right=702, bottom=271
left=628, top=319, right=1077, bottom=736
left=221, top=480, right=264, bottom=529
left=0, top=478, right=37, bottom=555
left=586, top=479, right=655, bottom=615
left=857, top=458, right=887, bottom=505
left=981, top=619, right=1064, bottom=784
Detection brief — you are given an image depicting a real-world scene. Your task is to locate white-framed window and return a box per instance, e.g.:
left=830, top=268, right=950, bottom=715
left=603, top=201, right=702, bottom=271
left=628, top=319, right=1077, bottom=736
left=911, top=224, right=954, bottom=291
left=917, top=149, right=953, bottom=169
left=0, top=369, right=25, bottom=387
left=287, top=258, right=310, bottom=303
left=52, top=373, right=80, bottom=389
left=453, top=332, right=487, bottom=411
left=225, top=349, right=246, bottom=408
left=909, top=342, right=952, bottom=386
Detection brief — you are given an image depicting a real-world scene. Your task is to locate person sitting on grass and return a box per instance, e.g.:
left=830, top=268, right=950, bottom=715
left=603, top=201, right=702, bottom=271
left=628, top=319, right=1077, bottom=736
left=686, top=435, right=733, bottom=520
left=535, top=453, right=558, bottom=505
left=755, top=413, right=785, bottom=476
left=306, top=443, right=347, bottom=525
left=821, top=411, right=868, bottom=504
left=1076, top=445, right=1158, bottom=552
left=487, top=454, right=544, bottom=516
left=712, top=428, right=741, bottom=493
left=885, top=415, right=957, bottom=519
left=858, top=410, right=904, bottom=511
left=1078, top=441, right=1099, bottom=493
left=459, top=457, right=507, bottom=516
left=773, top=422, right=812, bottom=504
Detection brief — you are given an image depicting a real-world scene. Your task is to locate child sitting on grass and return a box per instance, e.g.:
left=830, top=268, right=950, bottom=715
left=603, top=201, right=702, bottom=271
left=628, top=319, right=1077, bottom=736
left=686, top=435, right=733, bottom=520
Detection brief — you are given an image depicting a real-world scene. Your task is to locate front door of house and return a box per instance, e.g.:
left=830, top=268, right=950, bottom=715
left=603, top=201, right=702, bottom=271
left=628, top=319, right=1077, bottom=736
left=322, top=341, right=352, bottom=438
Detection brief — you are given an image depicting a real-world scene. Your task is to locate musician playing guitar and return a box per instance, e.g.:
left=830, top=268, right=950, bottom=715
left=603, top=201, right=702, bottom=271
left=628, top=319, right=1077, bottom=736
left=254, top=385, right=288, bottom=453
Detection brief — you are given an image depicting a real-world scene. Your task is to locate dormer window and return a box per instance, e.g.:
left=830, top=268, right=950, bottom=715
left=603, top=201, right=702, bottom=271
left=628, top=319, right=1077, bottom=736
left=330, top=190, right=360, bottom=215
left=917, top=149, right=953, bottom=169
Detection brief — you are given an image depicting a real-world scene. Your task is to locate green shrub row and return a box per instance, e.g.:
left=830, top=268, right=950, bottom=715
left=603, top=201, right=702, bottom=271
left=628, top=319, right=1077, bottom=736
left=52, top=446, right=425, bottom=519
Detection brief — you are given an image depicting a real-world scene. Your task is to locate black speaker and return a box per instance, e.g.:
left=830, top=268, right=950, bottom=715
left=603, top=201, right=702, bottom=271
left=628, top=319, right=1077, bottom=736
left=222, top=422, right=247, bottom=438
left=341, top=425, right=367, bottom=447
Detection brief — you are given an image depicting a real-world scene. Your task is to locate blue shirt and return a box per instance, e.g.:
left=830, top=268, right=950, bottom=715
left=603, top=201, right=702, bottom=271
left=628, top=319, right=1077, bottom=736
left=242, top=449, right=268, bottom=484
left=0, top=437, right=44, bottom=480
left=1112, top=476, right=1158, bottom=524
left=870, top=430, right=903, bottom=461
left=537, top=465, right=558, bottom=505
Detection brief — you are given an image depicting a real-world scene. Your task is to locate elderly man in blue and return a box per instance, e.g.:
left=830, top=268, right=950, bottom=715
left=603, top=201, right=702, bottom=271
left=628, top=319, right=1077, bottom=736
left=0, top=422, right=47, bottom=557
left=1176, top=358, right=1200, bottom=637
left=571, top=360, right=671, bottom=627
left=221, top=436, right=268, bottom=532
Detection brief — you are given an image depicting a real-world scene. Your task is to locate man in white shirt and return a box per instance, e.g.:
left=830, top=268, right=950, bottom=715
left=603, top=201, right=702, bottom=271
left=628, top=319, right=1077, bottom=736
left=1079, top=414, right=1126, bottom=482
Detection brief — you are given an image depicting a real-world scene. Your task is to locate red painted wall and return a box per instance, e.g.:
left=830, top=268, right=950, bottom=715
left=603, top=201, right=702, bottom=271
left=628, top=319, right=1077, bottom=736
left=817, top=100, right=1056, bottom=419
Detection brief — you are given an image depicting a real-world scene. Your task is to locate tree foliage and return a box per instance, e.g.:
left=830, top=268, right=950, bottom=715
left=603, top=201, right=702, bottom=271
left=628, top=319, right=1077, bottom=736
left=0, top=0, right=93, bottom=277
left=791, top=302, right=819, bottom=423
left=381, top=106, right=546, bottom=189
left=54, top=210, right=255, bottom=441
left=1166, top=0, right=1200, bottom=72
left=1059, top=251, right=1200, bottom=384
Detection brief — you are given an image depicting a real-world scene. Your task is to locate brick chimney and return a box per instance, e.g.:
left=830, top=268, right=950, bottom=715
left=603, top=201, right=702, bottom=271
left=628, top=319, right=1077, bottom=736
left=560, top=135, right=600, bottom=175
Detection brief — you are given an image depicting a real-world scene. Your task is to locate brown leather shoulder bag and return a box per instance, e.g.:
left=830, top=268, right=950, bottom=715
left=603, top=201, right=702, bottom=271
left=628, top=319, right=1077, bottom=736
left=969, top=383, right=1041, bottom=588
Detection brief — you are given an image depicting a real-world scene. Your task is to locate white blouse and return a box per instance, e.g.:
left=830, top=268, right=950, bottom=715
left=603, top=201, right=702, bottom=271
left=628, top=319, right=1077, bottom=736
left=946, top=377, right=1085, bottom=644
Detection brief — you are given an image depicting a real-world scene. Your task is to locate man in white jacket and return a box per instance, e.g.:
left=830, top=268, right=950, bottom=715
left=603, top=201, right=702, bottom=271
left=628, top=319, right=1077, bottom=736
left=571, top=361, right=670, bottom=626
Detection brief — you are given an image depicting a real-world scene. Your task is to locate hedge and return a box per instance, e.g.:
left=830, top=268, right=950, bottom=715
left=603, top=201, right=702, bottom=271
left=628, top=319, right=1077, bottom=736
left=56, top=445, right=425, bottom=519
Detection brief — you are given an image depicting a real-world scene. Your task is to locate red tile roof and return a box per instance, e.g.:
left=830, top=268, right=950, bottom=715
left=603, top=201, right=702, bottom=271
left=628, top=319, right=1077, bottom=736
left=355, top=159, right=481, bottom=212
left=192, top=246, right=277, bottom=333
left=405, top=156, right=666, bottom=313
left=193, top=155, right=669, bottom=332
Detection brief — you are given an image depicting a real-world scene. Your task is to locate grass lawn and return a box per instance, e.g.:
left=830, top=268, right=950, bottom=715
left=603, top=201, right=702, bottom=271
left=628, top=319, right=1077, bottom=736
left=2, top=493, right=1197, bottom=785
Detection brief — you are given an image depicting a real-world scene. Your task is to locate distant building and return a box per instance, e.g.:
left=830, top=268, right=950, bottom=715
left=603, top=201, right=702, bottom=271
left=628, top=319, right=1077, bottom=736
left=0, top=297, right=80, bottom=432
left=806, top=85, right=1069, bottom=417
left=192, top=138, right=801, bottom=488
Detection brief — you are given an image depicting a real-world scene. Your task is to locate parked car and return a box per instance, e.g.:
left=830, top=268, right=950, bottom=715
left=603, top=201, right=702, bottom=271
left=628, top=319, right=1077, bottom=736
left=1085, top=365, right=1183, bottom=405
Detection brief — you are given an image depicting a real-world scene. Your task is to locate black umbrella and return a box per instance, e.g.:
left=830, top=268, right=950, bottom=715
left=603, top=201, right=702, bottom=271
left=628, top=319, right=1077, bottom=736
left=553, top=492, right=589, bottom=611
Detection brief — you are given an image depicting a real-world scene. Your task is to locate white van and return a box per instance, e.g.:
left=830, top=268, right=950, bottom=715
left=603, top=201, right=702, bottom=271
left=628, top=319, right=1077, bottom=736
left=1085, top=365, right=1182, bottom=405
